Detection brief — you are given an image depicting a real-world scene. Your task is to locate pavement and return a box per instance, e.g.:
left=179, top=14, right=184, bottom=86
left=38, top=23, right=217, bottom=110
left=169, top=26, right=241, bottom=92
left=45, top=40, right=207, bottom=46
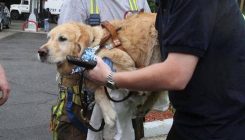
left=0, top=20, right=171, bottom=140
left=0, top=20, right=57, bottom=140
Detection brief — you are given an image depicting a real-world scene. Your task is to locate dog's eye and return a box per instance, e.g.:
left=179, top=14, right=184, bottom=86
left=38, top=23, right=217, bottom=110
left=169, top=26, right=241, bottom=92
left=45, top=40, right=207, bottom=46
left=58, top=36, right=67, bottom=42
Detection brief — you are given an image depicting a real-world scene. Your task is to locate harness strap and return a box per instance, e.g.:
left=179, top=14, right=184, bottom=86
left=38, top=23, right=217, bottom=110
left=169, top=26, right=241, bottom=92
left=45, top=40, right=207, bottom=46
left=50, top=90, right=66, bottom=132
left=99, top=20, right=146, bottom=68
left=99, top=26, right=122, bottom=48
left=66, top=87, right=105, bottom=132
left=66, top=87, right=88, bottom=133
left=59, top=85, right=82, bottom=106
left=101, top=21, right=122, bottom=47
left=51, top=75, right=104, bottom=134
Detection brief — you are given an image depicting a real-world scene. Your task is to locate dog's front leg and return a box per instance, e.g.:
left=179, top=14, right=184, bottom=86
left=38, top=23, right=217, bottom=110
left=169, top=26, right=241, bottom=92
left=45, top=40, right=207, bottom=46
left=95, top=86, right=117, bottom=128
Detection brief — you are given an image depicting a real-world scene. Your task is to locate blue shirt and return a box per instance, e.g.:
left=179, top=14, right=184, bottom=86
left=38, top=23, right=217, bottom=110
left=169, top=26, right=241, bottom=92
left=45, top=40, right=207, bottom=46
left=156, top=0, right=245, bottom=139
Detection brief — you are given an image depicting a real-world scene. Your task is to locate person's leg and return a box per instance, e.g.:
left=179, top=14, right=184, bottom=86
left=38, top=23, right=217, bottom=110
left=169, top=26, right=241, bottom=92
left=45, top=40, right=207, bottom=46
left=110, top=90, right=137, bottom=140
left=47, top=20, right=50, bottom=31
left=86, top=104, right=103, bottom=140
left=44, top=19, right=48, bottom=32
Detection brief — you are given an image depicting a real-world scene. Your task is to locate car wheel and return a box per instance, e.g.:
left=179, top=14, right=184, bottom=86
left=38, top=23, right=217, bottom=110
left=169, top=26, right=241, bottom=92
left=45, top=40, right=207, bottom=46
left=11, top=11, right=20, bottom=20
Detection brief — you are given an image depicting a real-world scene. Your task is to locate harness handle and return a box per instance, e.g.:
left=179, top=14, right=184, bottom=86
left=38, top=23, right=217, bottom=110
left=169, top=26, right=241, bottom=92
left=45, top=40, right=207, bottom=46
left=100, top=21, right=122, bottom=47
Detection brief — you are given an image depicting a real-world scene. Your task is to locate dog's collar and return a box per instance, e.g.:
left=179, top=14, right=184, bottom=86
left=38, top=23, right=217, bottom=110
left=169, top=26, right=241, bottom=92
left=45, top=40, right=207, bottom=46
left=56, top=72, right=80, bottom=79
left=56, top=72, right=81, bottom=87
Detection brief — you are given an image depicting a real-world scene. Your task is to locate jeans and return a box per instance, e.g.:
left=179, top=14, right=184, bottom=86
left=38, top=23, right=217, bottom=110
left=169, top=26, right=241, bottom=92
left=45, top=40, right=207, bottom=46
left=44, top=19, right=49, bottom=32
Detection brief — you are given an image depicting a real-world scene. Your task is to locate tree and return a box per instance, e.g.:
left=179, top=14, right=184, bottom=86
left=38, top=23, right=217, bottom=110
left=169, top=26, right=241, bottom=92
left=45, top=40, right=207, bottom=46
left=147, top=0, right=157, bottom=12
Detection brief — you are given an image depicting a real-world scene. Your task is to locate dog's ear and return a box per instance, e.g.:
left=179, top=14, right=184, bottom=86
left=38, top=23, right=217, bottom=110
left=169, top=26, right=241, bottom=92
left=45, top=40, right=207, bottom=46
left=76, top=25, right=91, bottom=46
left=75, top=24, right=92, bottom=56
left=76, top=24, right=104, bottom=56
left=91, top=26, right=104, bottom=47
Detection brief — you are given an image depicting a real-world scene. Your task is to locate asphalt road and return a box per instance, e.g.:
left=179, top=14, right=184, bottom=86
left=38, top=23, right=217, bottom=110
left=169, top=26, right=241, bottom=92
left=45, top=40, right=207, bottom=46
left=0, top=30, right=57, bottom=140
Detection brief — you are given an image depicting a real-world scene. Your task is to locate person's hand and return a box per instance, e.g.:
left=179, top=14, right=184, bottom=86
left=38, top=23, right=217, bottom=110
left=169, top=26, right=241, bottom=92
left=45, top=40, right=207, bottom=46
left=87, top=56, right=111, bottom=85
left=0, top=66, right=10, bottom=106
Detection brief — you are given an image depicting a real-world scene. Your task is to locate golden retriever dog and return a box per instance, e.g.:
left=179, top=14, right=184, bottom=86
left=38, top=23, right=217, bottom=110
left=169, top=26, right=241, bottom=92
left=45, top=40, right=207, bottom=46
left=38, top=12, right=167, bottom=139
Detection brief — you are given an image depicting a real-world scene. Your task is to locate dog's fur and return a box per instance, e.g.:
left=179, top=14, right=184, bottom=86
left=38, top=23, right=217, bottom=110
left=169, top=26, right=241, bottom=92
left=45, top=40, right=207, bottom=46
left=38, top=13, right=166, bottom=134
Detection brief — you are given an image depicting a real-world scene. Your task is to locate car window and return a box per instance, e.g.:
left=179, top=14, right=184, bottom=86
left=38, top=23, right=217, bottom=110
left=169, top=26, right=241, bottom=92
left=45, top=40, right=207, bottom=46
left=23, top=1, right=29, bottom=5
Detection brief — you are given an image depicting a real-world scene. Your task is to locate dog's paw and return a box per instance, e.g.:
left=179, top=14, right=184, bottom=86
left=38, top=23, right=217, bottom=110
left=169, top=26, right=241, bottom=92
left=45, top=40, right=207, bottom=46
left=103, top=109, right=117, bottom=128
left=103, top=123, right=117, bottom=140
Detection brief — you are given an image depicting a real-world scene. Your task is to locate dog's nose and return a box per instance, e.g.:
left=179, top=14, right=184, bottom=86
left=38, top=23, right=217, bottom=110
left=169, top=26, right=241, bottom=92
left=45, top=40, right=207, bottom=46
left=38, top=48, right=48, bottom=57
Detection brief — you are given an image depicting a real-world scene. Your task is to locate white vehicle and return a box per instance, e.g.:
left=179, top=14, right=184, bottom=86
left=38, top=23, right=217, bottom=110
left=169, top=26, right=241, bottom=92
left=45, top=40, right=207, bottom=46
left=10, top=0, right=63, bottom=22
left=44, top=0, right=63, bottom=23
left=10, top=0, right=30, bottom=20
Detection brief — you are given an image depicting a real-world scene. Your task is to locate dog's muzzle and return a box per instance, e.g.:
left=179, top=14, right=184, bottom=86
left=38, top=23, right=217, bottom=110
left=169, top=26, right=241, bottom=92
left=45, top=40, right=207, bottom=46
left=38, top=48, right=48, bottom=62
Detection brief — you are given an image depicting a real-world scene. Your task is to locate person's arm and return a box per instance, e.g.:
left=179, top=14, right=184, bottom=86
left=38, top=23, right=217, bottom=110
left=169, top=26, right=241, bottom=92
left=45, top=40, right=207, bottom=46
left=0, top=65, right=10, bottom=106
left=87, top=52, right=198, bottom=91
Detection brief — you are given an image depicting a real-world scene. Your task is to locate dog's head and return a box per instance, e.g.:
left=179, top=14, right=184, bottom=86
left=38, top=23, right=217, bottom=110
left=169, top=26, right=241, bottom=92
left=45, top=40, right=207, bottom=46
left=37, top=22, right=103, bottom=66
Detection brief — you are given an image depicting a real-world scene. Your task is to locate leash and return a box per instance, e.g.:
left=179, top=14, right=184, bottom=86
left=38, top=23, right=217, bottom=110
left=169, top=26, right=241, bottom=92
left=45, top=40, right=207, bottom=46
left=104, top=86, right=132, bottom=103
left=66, top=87, right=88, bottom=133
left=66, top=87, right=105, bottom=132
left=103, top=57, right=132, bottom=102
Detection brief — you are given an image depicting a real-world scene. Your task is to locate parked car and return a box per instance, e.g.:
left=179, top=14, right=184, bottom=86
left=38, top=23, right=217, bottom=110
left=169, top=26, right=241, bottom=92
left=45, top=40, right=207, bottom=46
left=0, top=5, right=11, bottom=31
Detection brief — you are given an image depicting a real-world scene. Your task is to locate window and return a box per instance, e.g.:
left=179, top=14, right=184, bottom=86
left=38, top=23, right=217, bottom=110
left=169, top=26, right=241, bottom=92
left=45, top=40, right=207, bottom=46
left=23, top=0, right=29, bottom=5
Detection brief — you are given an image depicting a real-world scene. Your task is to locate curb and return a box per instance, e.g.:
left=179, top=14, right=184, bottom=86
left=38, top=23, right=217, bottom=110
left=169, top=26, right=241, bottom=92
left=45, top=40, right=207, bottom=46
left=143, top=119, right=172, bottom=138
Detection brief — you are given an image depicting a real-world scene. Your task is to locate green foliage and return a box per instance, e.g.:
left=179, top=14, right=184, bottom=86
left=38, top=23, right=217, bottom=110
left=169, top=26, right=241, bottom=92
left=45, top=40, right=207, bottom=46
left=147, top=0, right=157, bottom=12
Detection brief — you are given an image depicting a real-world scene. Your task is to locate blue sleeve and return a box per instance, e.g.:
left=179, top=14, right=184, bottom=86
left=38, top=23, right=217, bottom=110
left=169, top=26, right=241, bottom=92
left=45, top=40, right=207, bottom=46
left=163, top=0, right=218, bottom=57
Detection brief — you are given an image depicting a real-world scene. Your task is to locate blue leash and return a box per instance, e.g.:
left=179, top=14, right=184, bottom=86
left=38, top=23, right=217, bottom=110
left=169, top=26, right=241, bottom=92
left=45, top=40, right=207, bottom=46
left=102, top=57, right=115, bottom=72
left=65, top=57, right=119, bottom=132
left=66, top=87, right=88, bottom=133
left=102, top=57, right=132, bottom=102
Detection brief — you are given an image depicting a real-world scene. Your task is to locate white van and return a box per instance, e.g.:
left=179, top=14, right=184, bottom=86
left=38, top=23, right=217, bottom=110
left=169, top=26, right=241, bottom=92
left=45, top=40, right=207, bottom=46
left=10, top=0, right=30, bottom=20
left=10, top=0, right=63, bottom=22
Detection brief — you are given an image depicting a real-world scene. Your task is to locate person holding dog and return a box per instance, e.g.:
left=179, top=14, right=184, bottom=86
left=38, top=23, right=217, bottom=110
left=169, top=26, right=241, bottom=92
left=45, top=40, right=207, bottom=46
left=54, top=1, right=169, bottom=140
left=0, top=64, right=10, bottom=106
left=87, top=0, right=245, bottom=139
